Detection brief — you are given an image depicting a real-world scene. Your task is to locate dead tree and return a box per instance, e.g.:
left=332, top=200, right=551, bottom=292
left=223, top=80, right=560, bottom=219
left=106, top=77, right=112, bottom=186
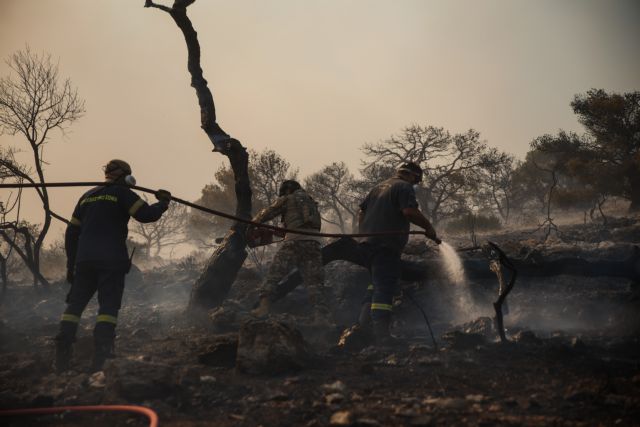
left=305, top=162, right=359, bottom=233
left=144, top=0, right=252, bottom=310
left=130, top=195, right=188, bottom=258
left=0, top=148, right=51, bottom=289
left=0, top=47, right=84, bottom=288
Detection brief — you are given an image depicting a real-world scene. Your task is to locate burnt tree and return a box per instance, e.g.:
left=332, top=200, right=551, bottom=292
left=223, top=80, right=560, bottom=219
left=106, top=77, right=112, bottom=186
left=145, top=0, right=252, bottom=310
left=0, top=47, right=84, bottom=288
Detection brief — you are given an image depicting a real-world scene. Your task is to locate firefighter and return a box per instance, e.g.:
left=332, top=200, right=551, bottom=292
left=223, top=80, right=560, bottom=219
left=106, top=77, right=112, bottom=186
left=358, top=162, right=440, bottom=346
left=250, top=180, right=330, bottom=323
left=55, top=159, right=172, bottom=373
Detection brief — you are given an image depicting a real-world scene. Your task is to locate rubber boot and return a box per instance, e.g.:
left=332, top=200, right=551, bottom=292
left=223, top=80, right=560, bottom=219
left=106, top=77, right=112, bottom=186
left=357, top=302, right=372, bottom=328
left=54, top=320, right=78, bottom=374
left=373, top=317, right=402, bottom=348
left=251, top=296, right=271, bottom=318
left=91, top=339, right=115, bottom=372
left=54, top=339, right=73, bottom=374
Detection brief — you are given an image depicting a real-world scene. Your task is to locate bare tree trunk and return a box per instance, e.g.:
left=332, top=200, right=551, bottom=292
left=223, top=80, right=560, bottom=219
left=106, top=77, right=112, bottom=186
left=32, top=150, right=51, bottom=290
left=0, top=229, right=50, bottom=287
left=145, top=0, right=252, bottom=311
left=0, top=254, right=7, bottom=304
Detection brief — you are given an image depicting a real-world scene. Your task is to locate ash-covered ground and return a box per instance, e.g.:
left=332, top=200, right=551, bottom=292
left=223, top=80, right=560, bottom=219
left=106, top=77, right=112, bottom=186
left=1, top=220, right=639, bottom=426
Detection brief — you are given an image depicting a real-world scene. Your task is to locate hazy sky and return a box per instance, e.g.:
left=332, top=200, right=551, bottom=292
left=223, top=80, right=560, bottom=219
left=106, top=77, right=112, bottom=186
left=1, top=0, right=639, bottom=244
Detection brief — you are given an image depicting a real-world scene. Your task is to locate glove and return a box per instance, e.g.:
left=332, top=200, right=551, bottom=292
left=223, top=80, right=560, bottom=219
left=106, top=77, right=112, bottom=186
left=66, top=267, right=75, bottom=285
left=155, top=189, right=172, bottom=203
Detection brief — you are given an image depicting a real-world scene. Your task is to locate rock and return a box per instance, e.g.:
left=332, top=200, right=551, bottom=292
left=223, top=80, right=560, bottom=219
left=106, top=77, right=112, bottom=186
left=460, top=317, right=496, bottom=338
left=236, top=319, right=312, bottom=375
left=442, top=331, right=486, bottom=350
left=323, top=380, right=347, bottom=393
left=465, top=394, right=488, bottom=403
left=88, top=371, right=105, bottom=388
left=197, top=334, right=238, bottom=367
left=104, top=359, right=176, bottom=401
left=330, top=410, right=354, bottom=425
left=423, top=397, right=468, bottom=411
left=208, top=300, right=245, bottom=332
left=416, top=356, right=441, bottom=366
left=338, top=324, right=374, bottom=352
left=325, top=393, right=345, bottom=405
left=266, top=390, right=290, bottom=401
left=513, top=330, right=541, bottom=345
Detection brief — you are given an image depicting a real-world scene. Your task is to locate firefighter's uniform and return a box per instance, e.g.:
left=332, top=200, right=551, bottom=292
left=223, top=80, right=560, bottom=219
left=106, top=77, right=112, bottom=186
left=56, top=184, right=169, bottom=372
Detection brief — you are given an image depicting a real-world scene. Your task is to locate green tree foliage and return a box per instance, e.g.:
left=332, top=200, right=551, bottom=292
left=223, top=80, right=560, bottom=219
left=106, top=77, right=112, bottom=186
left=571, top=89, right=640, bottom=211
left=188, top=149, right=297, bottom=244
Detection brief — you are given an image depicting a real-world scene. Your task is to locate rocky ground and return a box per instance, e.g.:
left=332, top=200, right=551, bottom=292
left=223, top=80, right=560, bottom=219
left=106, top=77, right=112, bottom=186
left=1, top=220, right=639, bottom=426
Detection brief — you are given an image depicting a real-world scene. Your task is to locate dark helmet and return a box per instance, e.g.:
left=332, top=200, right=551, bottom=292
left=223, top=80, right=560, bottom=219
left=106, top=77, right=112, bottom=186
left=103, top=159, right=132, bottom=177
left=278, top=180, right=302, bottom=197
left=397, top=161, right=423, bottom=183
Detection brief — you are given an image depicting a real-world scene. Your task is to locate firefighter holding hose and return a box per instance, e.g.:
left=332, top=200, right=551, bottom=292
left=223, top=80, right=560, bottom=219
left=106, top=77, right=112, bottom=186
left=358, top=162, right=441, bottom=346
left=55, top=159, right=172, bottom=373
left=250, top=180, right=332, bottom=323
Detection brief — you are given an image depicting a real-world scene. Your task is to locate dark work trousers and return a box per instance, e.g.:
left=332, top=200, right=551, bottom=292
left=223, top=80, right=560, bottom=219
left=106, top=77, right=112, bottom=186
left=359, top=243, right=403, bottom=322
left=56, top=261, right=126, bottom=345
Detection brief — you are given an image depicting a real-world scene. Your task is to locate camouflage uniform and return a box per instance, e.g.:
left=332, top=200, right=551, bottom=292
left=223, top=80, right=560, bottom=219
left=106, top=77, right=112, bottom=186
left=253, top=189, right=329, bottom=313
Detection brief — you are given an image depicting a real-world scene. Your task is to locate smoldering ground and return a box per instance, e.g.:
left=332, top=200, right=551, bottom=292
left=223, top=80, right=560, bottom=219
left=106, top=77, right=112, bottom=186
left=1, top=222, right=640, bottom=426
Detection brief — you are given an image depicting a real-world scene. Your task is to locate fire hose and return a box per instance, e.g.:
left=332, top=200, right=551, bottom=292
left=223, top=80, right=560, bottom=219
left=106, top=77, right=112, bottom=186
left=0, top=181, right=437, bottom=240
left=0, top=405, right=158, bottom=427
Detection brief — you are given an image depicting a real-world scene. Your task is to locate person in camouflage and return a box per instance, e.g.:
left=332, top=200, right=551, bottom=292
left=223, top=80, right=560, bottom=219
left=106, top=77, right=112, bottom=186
left=250, top=180, right=330, bottom=322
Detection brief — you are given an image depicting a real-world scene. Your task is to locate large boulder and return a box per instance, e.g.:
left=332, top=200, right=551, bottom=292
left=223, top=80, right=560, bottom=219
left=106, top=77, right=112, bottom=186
left=197, top=334, right=238, bottom=367
left=236, top=319, right=312, bottom=375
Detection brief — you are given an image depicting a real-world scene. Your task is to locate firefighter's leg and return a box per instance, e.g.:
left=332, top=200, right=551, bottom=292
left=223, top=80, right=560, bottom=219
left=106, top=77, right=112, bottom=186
left=357, top=243, right=375, bottom=327
left=92, top=268, right=126, bottom=371
left=370, top=248, right=402, bottom=346
left=297, top=241, right=332, bottom=323
left=55, top=263, right=97, bottom=373
left=358, top=283, right=374, bottom=327
left=252, top=242, right=297, bottom=317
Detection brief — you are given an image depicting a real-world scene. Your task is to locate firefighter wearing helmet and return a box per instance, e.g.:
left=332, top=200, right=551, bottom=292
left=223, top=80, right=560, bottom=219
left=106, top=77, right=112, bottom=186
left=55, top=159, right=172, bottom=373
left=357, top=161, right=440, bottom=346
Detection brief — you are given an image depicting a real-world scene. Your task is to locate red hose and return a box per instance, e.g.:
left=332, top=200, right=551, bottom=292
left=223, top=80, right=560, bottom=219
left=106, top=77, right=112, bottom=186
left=0, top=405, right=158, bottom=427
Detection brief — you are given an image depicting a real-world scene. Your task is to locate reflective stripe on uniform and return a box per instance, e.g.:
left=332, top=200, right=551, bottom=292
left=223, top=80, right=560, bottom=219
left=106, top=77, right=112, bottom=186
left=128, top=198, right=145, bottom=216
left=61, top=313, right=81, bottom=323
left=96, top=314, right=118, bottom=324
left=371, top=303, right=393, bottom=311
left=70, top=216, right=81, bottom=226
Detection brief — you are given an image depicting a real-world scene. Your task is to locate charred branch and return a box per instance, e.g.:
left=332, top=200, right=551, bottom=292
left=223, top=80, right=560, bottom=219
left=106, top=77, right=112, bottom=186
left=144, top=0, right=252, bottom=310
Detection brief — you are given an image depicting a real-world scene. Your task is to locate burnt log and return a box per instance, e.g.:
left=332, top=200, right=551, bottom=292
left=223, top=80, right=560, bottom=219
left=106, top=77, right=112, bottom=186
left=145, top=0, right=252, bottom=310
left=275, top=238, right=640, bottom=296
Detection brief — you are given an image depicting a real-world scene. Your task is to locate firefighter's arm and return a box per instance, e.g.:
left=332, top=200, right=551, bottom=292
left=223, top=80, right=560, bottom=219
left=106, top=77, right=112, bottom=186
left=123, top=188, right=170, bottom=223
left=131, top=199, right=169, bottom=223
left=402, top=207, right=441, bottom=244
left=252, top=197, right=286, bottom=224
